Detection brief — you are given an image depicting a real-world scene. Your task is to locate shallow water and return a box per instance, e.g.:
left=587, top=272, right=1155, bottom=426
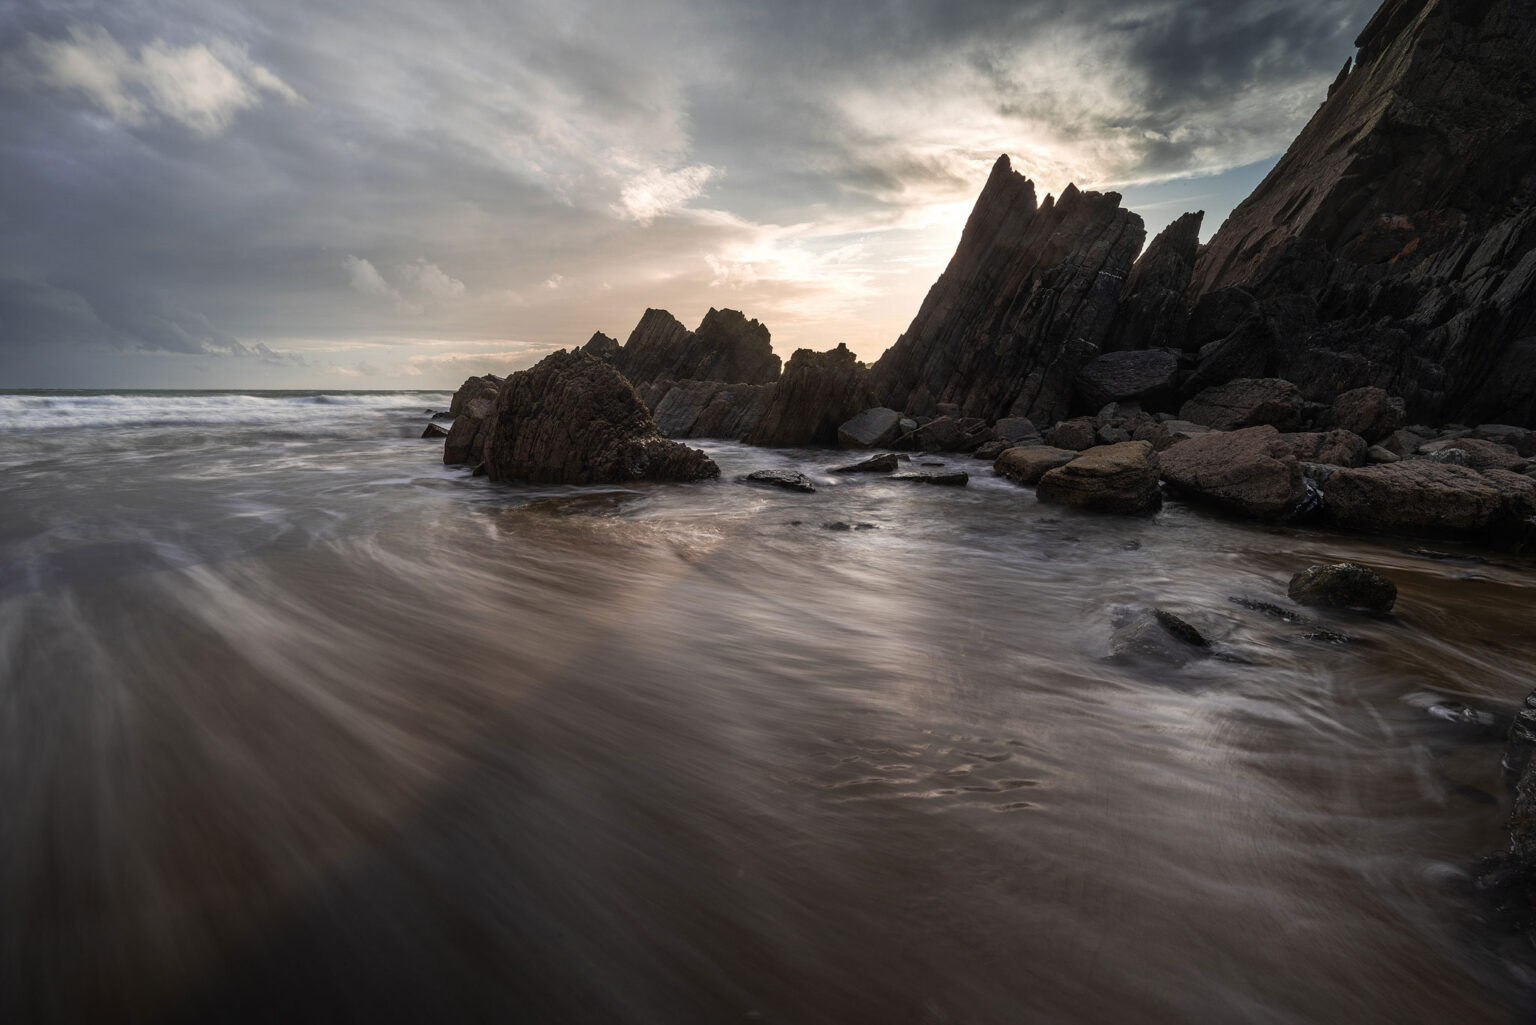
left=2, top=390, right=1534, bottom=1023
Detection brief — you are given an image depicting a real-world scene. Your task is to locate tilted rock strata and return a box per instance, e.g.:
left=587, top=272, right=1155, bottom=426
left=870, top=154, right=1145, bottom=425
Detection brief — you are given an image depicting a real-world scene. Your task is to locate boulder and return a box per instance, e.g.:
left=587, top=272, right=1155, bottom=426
left=973, top=439, right=1011, bottom=460
left=994, top=445, right=1078, bottom=485
left=1179, top=378, right=1303, bottom=431
left=832, top=453, right=898, bottom=474
left=448, top=373, right=503, bottom=417
left=478, top=350, right=719, bottom=485
left=742, top=469, right=816, bottom=493
left=1416, top=437, right=1527, bottom=472
left=1321, top=461, right=1536, bottom=537
left=1287, top=563, right=1397, bottom=612
left=1158, top=425, right=1306, bottom=519
left=1074, top=348, right=1181, bottom=410
left=870, top=155, right=1145, bottom=424
left=1277, top=429, right=1368, bottom=468
left=746, top=343, right=872, bottom=447
left=993, top=417, right=1042, bottom=445
left=906, top=415, right=991, bottom=453
left=1045, top=417, right=1099, bottom=451
left=1036, top=441, right=1161, bottom=515
left=422, top=422, right=450, bottom=438
left=1365, top=445, right=1400, bottom=464
left=442, top=379, right=504, bottom=466
left=838, top=407, right=904, bottom=449
left=1328, top=387, right=1405, bottom=443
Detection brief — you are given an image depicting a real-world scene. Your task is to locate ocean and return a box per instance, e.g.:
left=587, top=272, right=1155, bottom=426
left=1, top=389, right=1532, bottom=1023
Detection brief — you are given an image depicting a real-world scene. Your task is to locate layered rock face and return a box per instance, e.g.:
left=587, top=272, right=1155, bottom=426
left=1101, top=211, right=1204, bottom=354
left=870, top=155, right=1145, bottom=425
left=1183, top=0, right=1536, bottom=425
left=468, top=350, right=719, bottom=484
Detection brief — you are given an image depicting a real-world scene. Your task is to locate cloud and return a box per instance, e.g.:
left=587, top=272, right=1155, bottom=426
left=344, top=255, right=393, bottom=297
left=10, top=24, right=299, bottom=136
left=615, top=164, right=719, bottom=224
left=397, top=259, right=466, bottom=299
left=540, top=274, right=563, bottom=290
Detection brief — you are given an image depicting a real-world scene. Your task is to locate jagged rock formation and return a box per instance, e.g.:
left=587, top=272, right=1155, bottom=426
left=463, top=350, right=718, bottom=484
left=1101, top=211, right=1204, bottom=354
left=870, top=155, right=1145, bottom=425
left=746, top=344, right=872, bottom=447
left=1181, top=0, right=1536, bottom=425
left=609, top=308, right=781, bottom=392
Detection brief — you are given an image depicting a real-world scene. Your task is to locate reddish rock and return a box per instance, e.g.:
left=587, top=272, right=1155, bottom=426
left=1158, top=426, right=1307, bottom=519
left=1037, top=441, right=1161, bottom=515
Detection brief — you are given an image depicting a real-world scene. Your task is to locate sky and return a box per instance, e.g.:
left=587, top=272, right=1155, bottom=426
left=0, top=0, right=1374, bottom=390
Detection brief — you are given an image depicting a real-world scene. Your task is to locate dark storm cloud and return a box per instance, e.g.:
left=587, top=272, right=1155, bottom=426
left=0, top=0, right=1373, bottom=386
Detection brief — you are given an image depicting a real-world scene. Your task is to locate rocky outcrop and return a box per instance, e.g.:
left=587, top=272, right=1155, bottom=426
left=1328, top=387, right=1405, bottom=443
left=449, top=373, right=503, bottom=417
left=1036, top=441, right=1161, bottom=515
left=1101, top=211, right=1204, bottom=354
left=870, top=155, right=1145, bottom=425
left=613, top=308, right=781, bottom=391
left=442, top=375, right=504, bottom=466
left=1321, top=460, right=1536, bottom=537
left=1181, top=0, right=1536, bottom=425
left=474, top=350, right=719, bottom=484
left=1287, top=563, right=1397, bottom=612
left=746, top=344, right=871, bottom=447
left=1158, top=426, right=1307, bottom=519
left=742, top=469, right=816, bottom=493
left=833, top=453, right=898, bottom=473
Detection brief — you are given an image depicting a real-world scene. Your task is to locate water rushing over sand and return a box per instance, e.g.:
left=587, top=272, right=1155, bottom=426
left=2, top=391, right=1534, bottom=1023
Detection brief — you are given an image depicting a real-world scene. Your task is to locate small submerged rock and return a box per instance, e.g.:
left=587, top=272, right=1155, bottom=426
left=1287, top=562, right=1397, bottom=612
left=422, top=422, right=451, bottom=438
left=1109, top=606, right=1210, bottom=666
left=890, top=471, right=969, bottom=486
left=742, top=469, right=816, bottom=493
left=822, top=521, right=877, bottom=531
left=832, top=452, right=898, bottom=474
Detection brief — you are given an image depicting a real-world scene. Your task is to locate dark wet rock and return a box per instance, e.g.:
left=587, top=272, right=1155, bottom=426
left=993, top=417, right=1042, bottom=445
left=1287, top=562, right=1397, bottom=612
left=1365, top=444, right=1400, bottom=464
left=973, top=439, right=1012, bottom=461
left=832, top=453, right=898, bottom=474
left=1229, top=596, right=1311, bottom=624
left=1277, top=429, right=1368, bottom=468
left=442, top=378, right=503, bottom=466
left=646, top=379, right=774, bottom=440
left=1096, top=425, right=1131, bottom=446
left=890, top=471, right=969, bottom=486
left=1300, top=462, right=1340, bottom=487
left=1322, top=461, right=1536, bottom=537
left=746, top=343, right=872, bottom=447
left=1017, top=449, right=1089, bottom=492
left=614, top=308, right=781, bottom=391
left=743, top=469, right=816, bottom=493
left=1474, top=424, right=1536, bottom=458
left=1074, top=348, right=1181, bottom=411
left=994, top=445, right=1078, bottom=485
left=822, top=521, right=878, bottom=531
left=1428, top=447, right=1471, bottom=467
left=422, top=422, right=450, bottom=438
left=477, top=350, right=719, bottom=485
left=1301, top=628, right=1353, bottom=644
left=870, top=155, right=1145, bottom=425
left=430, top=409, right=454, bottom=420
left=906, top=415, right=991, bottom=453
left=1101, top=211, right=1204, bottom=354
left=1417, top=437, right=1527, bottom=472
left=1037, top=441, right=1161, bottom=515
left=1109, top=605, right=1209, bottom=666
left=1158, top=426, right=1307, bottom=519
left=1045, top=418, right=1099, bottom=452
left=837, top=407, right=904, bottom=450
left=1328, top=387, right=1405, bottom=443
left=1179, top=378, right=1304, bottom=431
